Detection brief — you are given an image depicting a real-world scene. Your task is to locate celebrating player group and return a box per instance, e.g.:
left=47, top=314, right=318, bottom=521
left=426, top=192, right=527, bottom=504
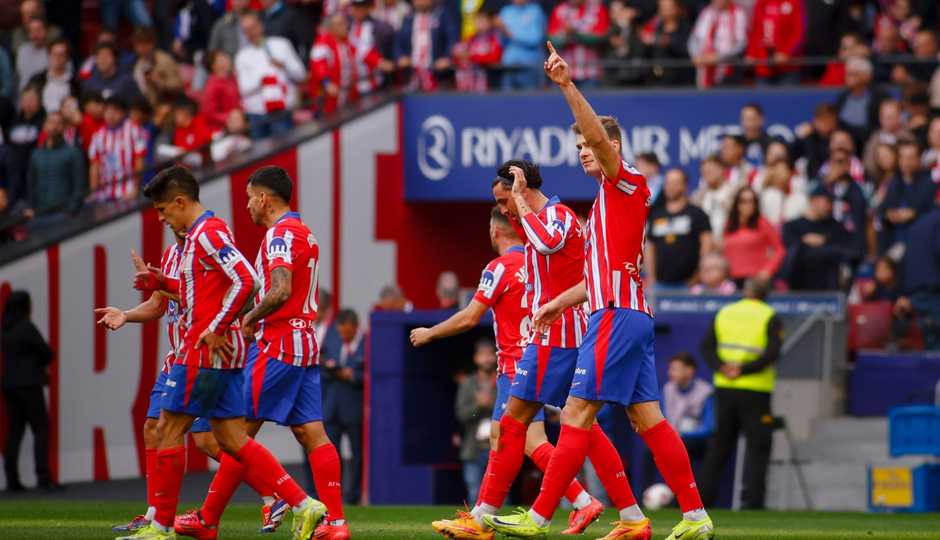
left=412, top=43, right=715, bottom=540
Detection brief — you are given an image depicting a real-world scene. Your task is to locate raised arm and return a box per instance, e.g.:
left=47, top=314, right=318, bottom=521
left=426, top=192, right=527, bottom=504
left=545, top=41, right=621, bottom=180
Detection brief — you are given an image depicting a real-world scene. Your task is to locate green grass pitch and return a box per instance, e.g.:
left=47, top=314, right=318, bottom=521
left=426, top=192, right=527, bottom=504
left=0, top=501, right=937, bottom=539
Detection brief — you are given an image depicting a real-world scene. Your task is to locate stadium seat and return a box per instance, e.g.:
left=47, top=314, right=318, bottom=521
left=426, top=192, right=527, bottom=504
left=848, top=301, right=894, bottom=351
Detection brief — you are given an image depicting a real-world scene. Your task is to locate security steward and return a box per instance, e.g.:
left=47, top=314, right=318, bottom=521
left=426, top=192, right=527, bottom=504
left=698, top=278, right=783, bottom=509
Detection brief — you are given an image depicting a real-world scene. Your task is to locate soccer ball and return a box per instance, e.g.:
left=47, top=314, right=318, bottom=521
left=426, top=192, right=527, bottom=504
left=642, top=483, right=674, bottom=510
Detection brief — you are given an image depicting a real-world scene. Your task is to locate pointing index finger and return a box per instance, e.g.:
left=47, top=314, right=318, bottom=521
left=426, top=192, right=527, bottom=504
left=546, top=41, right=557, bottom=56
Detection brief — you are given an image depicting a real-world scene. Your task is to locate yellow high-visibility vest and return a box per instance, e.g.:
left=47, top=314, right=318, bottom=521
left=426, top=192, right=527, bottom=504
left=713, top=298, right=777, bottom=393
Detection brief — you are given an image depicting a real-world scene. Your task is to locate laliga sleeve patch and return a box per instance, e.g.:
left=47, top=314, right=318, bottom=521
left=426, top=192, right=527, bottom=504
left=267, top=236, right=291, bottom=263
left=218, top=244, right=240, bottom=267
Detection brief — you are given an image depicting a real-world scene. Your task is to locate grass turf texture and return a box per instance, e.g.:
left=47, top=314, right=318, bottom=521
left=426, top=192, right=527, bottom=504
left=0, top=502, right=937, bottom=540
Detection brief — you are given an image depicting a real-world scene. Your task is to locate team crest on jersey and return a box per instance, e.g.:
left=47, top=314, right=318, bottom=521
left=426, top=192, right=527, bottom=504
left=552, top=218, right=565, bottom=231
left=267, top=237, right=290, bottom=261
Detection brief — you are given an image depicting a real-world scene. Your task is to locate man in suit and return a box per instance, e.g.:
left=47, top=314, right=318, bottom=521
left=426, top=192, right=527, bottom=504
left=321, top=309, right=366, bottom=504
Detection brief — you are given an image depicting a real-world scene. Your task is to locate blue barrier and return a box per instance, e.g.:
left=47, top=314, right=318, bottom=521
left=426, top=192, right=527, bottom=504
left=849, top=353, right=940, bottom=416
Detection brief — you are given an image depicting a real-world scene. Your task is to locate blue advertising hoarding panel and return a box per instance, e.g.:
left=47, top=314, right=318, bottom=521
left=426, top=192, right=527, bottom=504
left=403, top=89, right=838, bottom=201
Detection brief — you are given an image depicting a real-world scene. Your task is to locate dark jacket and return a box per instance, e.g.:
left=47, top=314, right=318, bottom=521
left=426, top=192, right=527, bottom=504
left=834, top=85, right=889, bottom=146
left=455, top=371, right=495, bottom=461
left=781, top=215, right=858, bottom=291
left=646, top=17, right=694, bottom=86
left=1, top=292, right=53, bottom=390
left=818, top=177, right=868, bottom=261
left=321, top=331, right=366, bottom=426
left=878, top=172, right=938, bottom=248
left=262, top=1, right=314, bottom=63
left=27, top=139, right=87, bottom=215
left=900, top=208, right=940, bottom=294
left=4, top=108, right=46, bottom=205
left=82, top=69, right=141, bottom=102
left=790, top=130, right=829, bottom=179
left=395, top=9, right=458, bottom=64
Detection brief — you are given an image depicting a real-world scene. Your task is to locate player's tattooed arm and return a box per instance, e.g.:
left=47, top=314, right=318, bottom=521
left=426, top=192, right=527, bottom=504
left=242, top=267, right=292, bottom=334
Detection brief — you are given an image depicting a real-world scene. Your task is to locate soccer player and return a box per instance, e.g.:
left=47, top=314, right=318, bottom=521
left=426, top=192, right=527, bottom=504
left=174, top=166, right=349, bottom=540
left=484, top=43, right=714, bottom=540
left=126, top=166, right=326, bottom=540
left=462, top=160, right=641, bottom=538
left=411, top=208, right=604, bottom=539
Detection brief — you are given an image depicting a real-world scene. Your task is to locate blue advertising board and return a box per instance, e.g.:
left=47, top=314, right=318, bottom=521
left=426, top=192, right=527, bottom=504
left=403, top=89, right=838, bottom=201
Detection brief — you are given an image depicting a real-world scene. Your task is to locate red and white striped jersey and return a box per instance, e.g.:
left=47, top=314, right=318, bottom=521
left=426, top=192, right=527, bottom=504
left=585, top=161, right=654, bottom=316
left=547, top=0, right=610, bottom=82
left=253, top=211, right=320, bottom=367
left=87, top=120, right=148, bottom=202
left=511, top=197, right=588, bottom=349
left=472, top=246, right=528, bottom=376
left=160, top=243, right=183, bottom=374
left=176, top=211, right=256, bottom=369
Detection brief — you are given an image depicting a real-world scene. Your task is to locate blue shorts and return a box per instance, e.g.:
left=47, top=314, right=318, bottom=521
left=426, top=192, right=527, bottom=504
left=162, top=363, right=245, bottom=419
left=245, top=343, right=323, bottom=426
left=494, top=373, right=545, bottom=422
left=146, top=371, right=169, bottom=419
left=191, top=417, right=212, bottom=433
left=570, top=308, right=660, bottom=406
left=509, top=344, right=579, bottom=408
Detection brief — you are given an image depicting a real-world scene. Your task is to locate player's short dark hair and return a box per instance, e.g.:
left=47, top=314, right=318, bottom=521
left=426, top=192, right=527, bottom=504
left=636, top=152, right=660, bottom=168
left=248, top=166, right=293, bottom=203
left=742, top=102, right=763, bottom=116
left=144, top=165, right=200, bottom=203
left=669, top=352, right=697, bottom=370
left=103, top=95, right=126, bottom=111
left=335, top=308, right=359, bottom=326
left=570, top=115, right=622, bottom=146
left=494, top=159, right=542, bottom=190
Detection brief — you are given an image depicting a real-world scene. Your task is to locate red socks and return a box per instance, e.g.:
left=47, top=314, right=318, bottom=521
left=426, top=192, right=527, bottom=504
left=145, top=448, right=157, bottom=508
left=201, top=453, right=245, bottom=525
left=475, top=459, right=494, bottom=507
left=529, top=442, right=585, bottom=504
left=234, top=439, right=307, bottom=507
left=242, top=457, right=274, bottom=498
left=531, top=425, right=590, bottom=519
left=587, top=424, right=637, bottom=510
left=309, top=443, right=344, bottom=519
left=153, top=447, right=186, bottom=527
left=641, top=420, right=703, bottom=512
left=479, top=415, right=527, bottom=508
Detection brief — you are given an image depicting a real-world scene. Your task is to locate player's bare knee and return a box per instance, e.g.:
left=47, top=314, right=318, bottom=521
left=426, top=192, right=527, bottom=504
left=291, top=422, right=329, bottom=453
left=627, top=401, right=665, bottom=433
left=193, top=433, right=221, bottom=461
left=142, top=418, right=161, bottom=448
left=560, top=397, right=599, bottom=429
left=507, top=398, right=540, bottom=424
left=524, top=422, right=548, bottom=455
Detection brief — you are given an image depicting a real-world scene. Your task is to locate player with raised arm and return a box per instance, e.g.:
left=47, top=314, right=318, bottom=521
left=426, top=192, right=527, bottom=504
left=411, top=208, right=604, bottom=539
left=464, top=160, right=642, bottom=538
left=173, top=166, right=349, bottom=540
left=124, top=166, right=326, bottom=540
left=485, top=43, right=714, bottom=540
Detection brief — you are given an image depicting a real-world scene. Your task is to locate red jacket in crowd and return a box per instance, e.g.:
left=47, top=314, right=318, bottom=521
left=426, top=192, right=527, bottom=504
left=173, top=115, right=214, bottom=152
left=310, top=32, right=380, bottom=114
left=746, top=0, right=805, bottom=78
left=200, top=74, right=241, bottom=132
left=547, top=0, right=610, bottom=82
left=453, top=30, right=502, bottom=92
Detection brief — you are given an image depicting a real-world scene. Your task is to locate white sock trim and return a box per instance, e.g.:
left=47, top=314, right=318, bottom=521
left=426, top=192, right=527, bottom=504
left=471, top=504, right=497, bottom=527
left=144, top=506, right=156, bottom=521
left=572, top=491, right=593, bottom=510
left=528, top=509, right=550, bottom=528
left=618, top=504, right=645, bottom=522
left=683, top=508, right=708, bottom=522
left=261, top=496, right=275, bottom=506
left=292, top=497, right=313, bottom=513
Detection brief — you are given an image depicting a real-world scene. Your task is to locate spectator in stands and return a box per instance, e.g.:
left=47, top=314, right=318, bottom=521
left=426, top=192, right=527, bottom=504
left=922, top=116, right=940, bottom=182
left=642, top=0, right=694, bottom=86
left=690, top=253, right=737, bottom=295
left=127, top=97, right=156, bottom=182
left=803, top=0, right=855, bottom=80
left=200, top=50, right=241, bottom=133
left=455, top=338, right=497, bottom=504
left=349, top=0, right=397, bottom=95
left=259, top=0, right=314, bottom=62
left=879, top=140, right=938, bottom=254
left=755, top=150, right=809, bottom=228
left=861, top=255, right=901, bottom=302
left=395, top=0, right=458, bottom=91
left=10, top=0, right=62, bottom=54
left=311, top=13, right=384, bottom=115
left=83, top=43, right=140, bottom=102
left=496, top=0, right=546, bottom=90
left=895, top=205, right=940, bottom=350
left=77, top=30, right=136, bottom=81
left=603, top=0, right=645, bottom=86
left=646, top=168, right=714, bottom=291
left=872, top=12, right=908, bottom=85
left=835, top=56, right=887, bottom=145
left=99, top=0, right=154, bottom=32
left=210, top=109, right=252, bottom=162
left=636, top=152, right=664, bottom=207
left=891, top=28, right=939, bottom=85
left=169, top=0, right=218, bottom=65
left=25, top=112, right=85, bottom=228
left=77, top=91, right=105, bottom=152
left=374, top=283, right=414, bottom=311
left=740, top=103, right=771, bottom=166
left=662, top=352, right=713, bottom=455
left=547, top=0, right=610, bottom=86
left=2, top=290, right=55, bottom=492
left=817, top=151, right=868, bottom=260
left=781, top=186, right=857, bottom=290
left=235, top=10, right=306, bottom=139
left=15, top=17, right=50, bottom=93
left=870, top=142, right=898, bottom=210
left=26, top=39, right=78, bottom=114
left=720, top=134, right=754, bottom=186
left=819, top=128, right=865, bottom=184
left=88, top=97, right=147, bottom=202
left=131, top=27, right=183, bottom=106
left=904, top=91, right=931, bottom=150
left=436, top=270, right=461, bottom=310
left=691, top=155, right=734, bottom=243
left=791, top=102, right=838, bottom=179
left=452, top=11, right=503, bottom=92
left=374, top=0, right=412, bottom=32
left=862, top=99, right=910, bottom=179
left=0, top=187, right=31, bottom=243
left=321, top=308, right=366, bottom=503
left=722, top=186, right=785, bottom=286
left=745, top=0, right=804, bottom=86
left=0, top=46, right=12, bottom=99
left=157, top=97, right=212, bottom=167
left=819, top=33, right=870, bottom=87
left=209, top=0, right=251, bottom=60
left=5, top=86, right=45, bottom=206
left=688, top=0, right=748, bottom=88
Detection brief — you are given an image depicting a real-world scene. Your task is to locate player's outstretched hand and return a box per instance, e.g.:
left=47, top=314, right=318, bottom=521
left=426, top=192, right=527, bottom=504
left=197, top=329, right=234, bottom=362
left=130, top=250, right=148, bottom=273
left=509, top=165, right=528, bottom=195
left=410, top=327, right=432, bottom=347
left=134, top=264, right=167, bottom=292
left=544, top=41, right=572, bottom=87
left=95, top=306, right=127, bottom=331
left=533, top=298, right=564, bottom=335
